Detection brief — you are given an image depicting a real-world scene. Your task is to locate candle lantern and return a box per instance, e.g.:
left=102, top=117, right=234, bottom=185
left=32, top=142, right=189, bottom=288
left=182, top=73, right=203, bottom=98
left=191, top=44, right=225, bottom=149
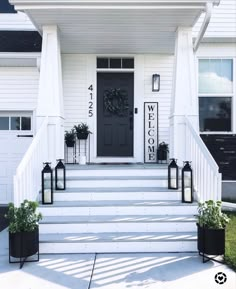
left=42, top=162, right=53, bottom=204
left=182, top=161, right=193, bottom=203
left=168, top=158, right=179, bottom=190
left=55, top=159, right=66, bottom=190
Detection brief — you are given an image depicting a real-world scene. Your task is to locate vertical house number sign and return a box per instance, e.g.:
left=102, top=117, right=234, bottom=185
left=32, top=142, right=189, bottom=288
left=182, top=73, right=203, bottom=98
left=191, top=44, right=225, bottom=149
left=88, top=85, right=94, bottom=117
left=144, top=102, right=158, bottom=163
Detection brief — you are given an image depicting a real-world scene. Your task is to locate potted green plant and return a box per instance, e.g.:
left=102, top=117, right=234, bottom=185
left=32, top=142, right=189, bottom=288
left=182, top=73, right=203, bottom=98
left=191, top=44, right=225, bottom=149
left=196, top=200, right=230, bottom=261
left=74, top=123, right=91, bottom=140
left=157, top=142, right=169, bottom=163
left=65, top=129, right=76, bottom=147
left=5, top=200, right=42, bottom=263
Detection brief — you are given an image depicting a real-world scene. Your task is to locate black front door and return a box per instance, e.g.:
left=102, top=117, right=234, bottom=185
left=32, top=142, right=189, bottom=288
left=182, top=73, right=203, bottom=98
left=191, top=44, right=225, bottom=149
left=97, top=72, right=134, bottom=157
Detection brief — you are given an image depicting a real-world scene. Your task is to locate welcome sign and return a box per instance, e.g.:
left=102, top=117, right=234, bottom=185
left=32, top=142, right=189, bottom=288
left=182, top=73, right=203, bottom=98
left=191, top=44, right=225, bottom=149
left=144, top=102, right=158, bottom=163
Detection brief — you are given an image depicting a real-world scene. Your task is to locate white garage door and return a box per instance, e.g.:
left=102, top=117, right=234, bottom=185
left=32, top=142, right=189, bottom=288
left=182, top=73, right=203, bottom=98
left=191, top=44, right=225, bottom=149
left=0, top=112, right=33, bottom=204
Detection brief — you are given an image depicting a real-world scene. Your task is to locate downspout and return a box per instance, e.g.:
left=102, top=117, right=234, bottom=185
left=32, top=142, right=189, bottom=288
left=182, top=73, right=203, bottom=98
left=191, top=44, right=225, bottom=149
left=193, top=1, right=220, bottom=52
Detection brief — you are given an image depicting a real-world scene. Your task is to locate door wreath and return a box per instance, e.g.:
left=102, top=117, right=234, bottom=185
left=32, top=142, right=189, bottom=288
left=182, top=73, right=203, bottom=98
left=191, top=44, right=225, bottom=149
left=104, top=88, right=129, bottom=115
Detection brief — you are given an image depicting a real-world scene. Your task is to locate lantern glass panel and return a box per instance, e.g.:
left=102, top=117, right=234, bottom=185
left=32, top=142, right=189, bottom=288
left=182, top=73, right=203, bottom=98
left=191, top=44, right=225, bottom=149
left=43, top=188, right=52, bottom=203
left=43, top=172, right=51, bottom=189
left=170, top=168, right=177, bottom=188
left=183, top=171, right=192, bottom=202
left=56, top=168, right=65, bottom=189
left=184, top=171, right=191, bottom=188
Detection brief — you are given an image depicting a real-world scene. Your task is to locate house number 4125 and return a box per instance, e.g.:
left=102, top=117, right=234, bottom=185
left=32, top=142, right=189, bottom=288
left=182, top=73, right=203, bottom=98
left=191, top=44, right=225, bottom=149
left=88, top=85, right=94, bottom=117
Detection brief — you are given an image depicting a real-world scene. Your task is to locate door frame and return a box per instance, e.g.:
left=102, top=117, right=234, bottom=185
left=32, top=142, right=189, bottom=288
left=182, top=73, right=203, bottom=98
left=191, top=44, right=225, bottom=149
left=88, top=55, right=144, bottom=163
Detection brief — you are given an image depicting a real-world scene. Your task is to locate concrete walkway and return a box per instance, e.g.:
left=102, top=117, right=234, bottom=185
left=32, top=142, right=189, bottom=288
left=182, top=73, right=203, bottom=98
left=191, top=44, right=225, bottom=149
left=0, top=229, right=235, bottom=289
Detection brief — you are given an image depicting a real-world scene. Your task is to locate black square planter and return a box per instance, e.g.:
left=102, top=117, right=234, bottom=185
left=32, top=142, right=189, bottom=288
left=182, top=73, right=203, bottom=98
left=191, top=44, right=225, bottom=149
left=197, top=224, right=225, bottom=263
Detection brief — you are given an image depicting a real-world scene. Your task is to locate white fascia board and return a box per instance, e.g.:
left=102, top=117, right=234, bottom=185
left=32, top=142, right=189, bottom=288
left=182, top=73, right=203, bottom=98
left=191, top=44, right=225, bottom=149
left=10, top=0, right=218, bottom=10
left=0, top=52, right=40, bottom=59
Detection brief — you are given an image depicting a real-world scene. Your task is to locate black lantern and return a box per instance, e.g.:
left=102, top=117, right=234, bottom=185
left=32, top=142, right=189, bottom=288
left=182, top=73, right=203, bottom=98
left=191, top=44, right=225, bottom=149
left=182, top=161, right=193, bottom=203
left=42, top=162, right=53, bottom=204
left=168, top=158, right=179, bottom=190
left=55, top=159, right=66, bottom=190
left=152, top=74, right=160, bottom=92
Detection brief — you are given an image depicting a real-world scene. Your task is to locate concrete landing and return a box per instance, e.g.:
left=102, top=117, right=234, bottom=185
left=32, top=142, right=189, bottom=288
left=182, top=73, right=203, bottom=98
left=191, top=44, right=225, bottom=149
left=0, top=229, right=235, bottom=289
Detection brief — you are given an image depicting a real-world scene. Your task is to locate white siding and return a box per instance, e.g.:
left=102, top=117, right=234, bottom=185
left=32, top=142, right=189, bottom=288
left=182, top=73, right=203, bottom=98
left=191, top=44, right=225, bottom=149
left=144, top=55, right=174, bottom=144
left=62, top=54, right=88, bottom=131
left=0, top=12, right=35, bottom=30
left=0, top=67, right=39, bottom=110
left=193, top=0, right=236, bottom=39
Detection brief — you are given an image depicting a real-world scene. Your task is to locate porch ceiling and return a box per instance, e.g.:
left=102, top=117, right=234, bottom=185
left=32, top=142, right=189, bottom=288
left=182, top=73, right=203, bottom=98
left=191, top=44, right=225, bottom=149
left=10, top=1, right=217, bottom=54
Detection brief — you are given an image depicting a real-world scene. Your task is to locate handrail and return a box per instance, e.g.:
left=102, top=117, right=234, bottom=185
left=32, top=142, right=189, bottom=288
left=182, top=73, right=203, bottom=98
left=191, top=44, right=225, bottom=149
left=13, top=117, right=49, bottom=206
left=185, top=117, right=222, bottom=202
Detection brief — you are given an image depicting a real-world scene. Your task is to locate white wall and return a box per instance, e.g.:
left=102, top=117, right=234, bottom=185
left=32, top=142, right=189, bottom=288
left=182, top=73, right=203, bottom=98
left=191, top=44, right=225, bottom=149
left=0, top=66, right=39, bottom=111
left=193, top=0, right=236, bottom=39
left=62, top=54, right=88, bottom=131
left=144, top=55, right=174, bottom=145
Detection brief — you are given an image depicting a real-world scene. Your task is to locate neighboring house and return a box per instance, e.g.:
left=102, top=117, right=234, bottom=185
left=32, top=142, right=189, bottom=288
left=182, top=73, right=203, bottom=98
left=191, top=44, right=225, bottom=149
left=0, top=0, right=235, bottom=253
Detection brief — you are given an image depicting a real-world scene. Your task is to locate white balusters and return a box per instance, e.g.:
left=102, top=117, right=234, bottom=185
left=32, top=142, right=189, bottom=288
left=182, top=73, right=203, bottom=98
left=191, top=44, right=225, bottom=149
left=185, top=117, right=222, bottom=202
left=13, top=117, right=49, bottom=207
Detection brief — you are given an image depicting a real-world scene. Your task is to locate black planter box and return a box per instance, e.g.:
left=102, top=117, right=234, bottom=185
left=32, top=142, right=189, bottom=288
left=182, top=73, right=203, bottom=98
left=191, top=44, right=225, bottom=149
left=9, top=228, right=39, bottom=258
left=197, top=225, right=225, bottom=256
left=65, top=140, right=75, bottom=147
left=157, top=149, right=168, bottom=162
left=77, top=132, right=89, bottom=140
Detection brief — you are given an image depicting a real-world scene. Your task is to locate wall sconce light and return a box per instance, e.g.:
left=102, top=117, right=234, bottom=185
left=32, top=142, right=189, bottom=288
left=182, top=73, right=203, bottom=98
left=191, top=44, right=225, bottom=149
left=152, top=74, right=160, bottom=92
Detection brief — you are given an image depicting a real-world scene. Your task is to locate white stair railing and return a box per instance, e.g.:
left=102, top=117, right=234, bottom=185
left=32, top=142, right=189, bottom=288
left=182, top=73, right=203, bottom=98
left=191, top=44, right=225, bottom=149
left=13, top=117, right=49, bottom=207
left=185, top=117, right=222, bottom=202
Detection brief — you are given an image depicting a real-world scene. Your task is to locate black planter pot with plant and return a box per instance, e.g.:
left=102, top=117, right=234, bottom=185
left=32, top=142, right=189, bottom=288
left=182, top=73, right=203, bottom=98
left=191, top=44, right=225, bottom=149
left=196, top=200, right=230, bottom=263
left=157, top=142, right=169, bottom=163
left=65, top=129, right=76, bottom=147
left=74, top=123, right=91, bottom=140
left=5, top=200, right=42, bottom=269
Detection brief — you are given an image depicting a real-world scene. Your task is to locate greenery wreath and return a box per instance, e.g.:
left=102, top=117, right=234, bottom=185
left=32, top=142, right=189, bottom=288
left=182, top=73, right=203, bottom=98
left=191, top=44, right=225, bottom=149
left=104, top=88, right=129, bottom=115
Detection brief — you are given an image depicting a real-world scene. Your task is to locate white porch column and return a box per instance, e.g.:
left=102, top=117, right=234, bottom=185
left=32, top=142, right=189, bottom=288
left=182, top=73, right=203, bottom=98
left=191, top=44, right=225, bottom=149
left=36, top=25, right=64, bottom=165
left=170, top=27, right=199, bottom=164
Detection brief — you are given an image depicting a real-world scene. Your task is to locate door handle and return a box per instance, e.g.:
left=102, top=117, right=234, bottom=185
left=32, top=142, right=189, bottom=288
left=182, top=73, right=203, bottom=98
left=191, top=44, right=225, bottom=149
left=129, top=111, right=133, bottom=131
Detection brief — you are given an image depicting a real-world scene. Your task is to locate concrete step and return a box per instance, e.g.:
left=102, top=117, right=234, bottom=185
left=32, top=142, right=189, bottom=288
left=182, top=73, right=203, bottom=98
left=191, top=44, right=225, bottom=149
left=38, top=200, right=197, bottom=216
left=39, top=231, right=197, bottom=254
left=40, top=215, right=196, bottom=233
left=65, top=176, right=169, bottom=188
left=42, top=187, right=181, bottom=201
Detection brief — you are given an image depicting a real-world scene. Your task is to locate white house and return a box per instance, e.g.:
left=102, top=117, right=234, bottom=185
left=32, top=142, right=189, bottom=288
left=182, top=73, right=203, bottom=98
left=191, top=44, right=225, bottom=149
left=0, top=0, right=235, bottom=253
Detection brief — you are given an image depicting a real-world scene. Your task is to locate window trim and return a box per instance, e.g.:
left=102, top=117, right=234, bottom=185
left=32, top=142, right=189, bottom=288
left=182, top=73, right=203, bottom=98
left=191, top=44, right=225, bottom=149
left=198, top=57, right=235, bottom=134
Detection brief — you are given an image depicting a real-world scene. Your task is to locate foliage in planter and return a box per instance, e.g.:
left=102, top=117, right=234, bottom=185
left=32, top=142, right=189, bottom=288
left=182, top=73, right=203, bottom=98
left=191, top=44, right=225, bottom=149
left=157, top=142, right=169, bottom=161
left=65, top=129, right=76, bottom=147
left=74, top=123, right=92, bottom=139
left=5, top=200, right=42, bottom=233
left=196, top=200, right=230, bottom=257
left=196, top=200, right=230, bottom=229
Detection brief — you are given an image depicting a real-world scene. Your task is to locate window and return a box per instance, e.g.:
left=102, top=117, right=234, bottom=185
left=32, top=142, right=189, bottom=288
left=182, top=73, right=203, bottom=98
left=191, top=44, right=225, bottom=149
left=0, top=115, right=32, bottom=131
left=97, top=57, right=134, bottom=69
left=198, top=59, right=233, bottom=132
left=0, top=117, right=9, bottom=130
